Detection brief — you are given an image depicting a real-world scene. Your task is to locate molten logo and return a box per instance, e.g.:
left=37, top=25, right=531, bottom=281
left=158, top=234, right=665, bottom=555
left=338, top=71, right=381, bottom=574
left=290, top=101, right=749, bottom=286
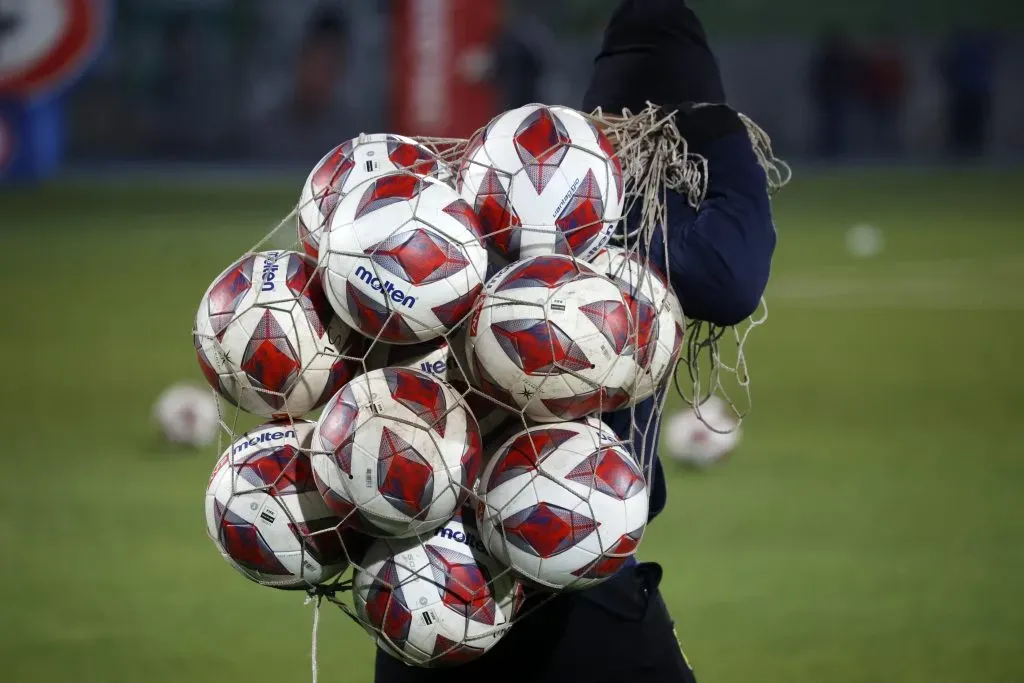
left=231, top=429, right=296, bottom=455
left=435, top=525, right=486, bottom=553
left=260, top=252, right=282, bottom=292
left=420, top=360, right=446, bottom=375
left=354, top=266, right=416, bottom=308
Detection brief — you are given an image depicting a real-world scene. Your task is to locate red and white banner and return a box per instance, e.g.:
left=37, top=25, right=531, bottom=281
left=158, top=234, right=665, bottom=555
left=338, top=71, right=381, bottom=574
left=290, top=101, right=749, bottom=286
left=391, top=0, right=499, bottom=138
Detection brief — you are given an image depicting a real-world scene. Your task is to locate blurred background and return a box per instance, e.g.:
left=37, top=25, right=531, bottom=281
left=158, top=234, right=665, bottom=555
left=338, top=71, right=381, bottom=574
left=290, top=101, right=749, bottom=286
left=2, top=1, right=1022, bottom=682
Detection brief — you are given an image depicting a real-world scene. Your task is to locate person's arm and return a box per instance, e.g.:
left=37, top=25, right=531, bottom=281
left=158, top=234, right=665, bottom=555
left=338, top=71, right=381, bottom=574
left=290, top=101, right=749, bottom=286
left=656, top=106, right=776, bottom=326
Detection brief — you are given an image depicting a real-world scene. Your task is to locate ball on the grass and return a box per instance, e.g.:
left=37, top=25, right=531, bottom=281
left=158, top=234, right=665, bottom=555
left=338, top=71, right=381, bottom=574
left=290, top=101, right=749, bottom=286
left=152, top=382, right=219, bottom=448
left=476, top=421, right=648, bottom=590
left=662, top=395, right=741, bottom=468
left=311, top=368, right=482, bottom=538
left=352, top=508, right=524, bottom=667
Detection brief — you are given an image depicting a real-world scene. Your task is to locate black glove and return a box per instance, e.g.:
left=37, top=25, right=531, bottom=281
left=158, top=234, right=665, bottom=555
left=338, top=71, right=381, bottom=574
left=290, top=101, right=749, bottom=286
left=583, top=0, right=726, bottom=115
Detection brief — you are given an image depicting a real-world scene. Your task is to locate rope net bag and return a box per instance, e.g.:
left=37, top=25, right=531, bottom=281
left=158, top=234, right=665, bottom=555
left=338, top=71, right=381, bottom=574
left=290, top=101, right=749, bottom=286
left=193, top=103, right=789, bottom=673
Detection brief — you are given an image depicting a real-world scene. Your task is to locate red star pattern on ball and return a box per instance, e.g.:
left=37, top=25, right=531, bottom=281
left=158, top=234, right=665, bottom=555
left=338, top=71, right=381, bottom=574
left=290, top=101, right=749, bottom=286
left=432, top=634, right=486, bottom=666
left=311, top=140, right=355, bottom=215
left=432, top=283, right=482, bottom=330
left=570, top=526, right=644, bottom=580
left=367, top=228, right=469, bottom=286
left=491, top=319, right=591, bottom=375
left=579, top=299, right=632, bottom=355
left=502, top=502, right=599, bottom=559
left=345, top=281, right=418, bottom=343
left=473, top=168, right=522, bottom=260
left=564, top=446, right=645, bottom=500
left=207, top=255, right=255, bottom=341
left=234, top=444, right=318, bottom=495
left=214, top=501, right=291, bottom=575
left=363, top=558, right=412, bottom=649
left=241, top=310, right=300, bottom=409
left=385, top=368, right=449, bottom=436
left=386, top=137, right=438, bottom=176
left=555, top=169, right=605, bottom=257
left=376, top=426, right=435, bottom=518
left=487, top=427, right=577, bottom=491
left=495, top=255, right=591, bottom=292
left=284, top=254, right=331, bottom=338
left=354, top=173, right=425, bottom=220
left=442, top=199, right=485, bottom=242
left=589, top=120, right=624, bottom=199
left=425, top=545, right=497, bottom=625
left=318, top=390, right=358, bottom=475
left=514, top=107, right=571, bottom=194
left=541, top=386, right=631, bottom=419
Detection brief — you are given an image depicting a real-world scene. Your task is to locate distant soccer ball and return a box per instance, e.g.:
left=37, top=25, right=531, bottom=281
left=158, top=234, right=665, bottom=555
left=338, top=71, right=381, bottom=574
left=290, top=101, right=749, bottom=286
left=152, top=382, right=219, bottom=448
left=590, top=247, right=684, bottom=402
left=352, top=509, right=524, bottom=666
left=297, top=133, right=443, bottom=259
left=205, top=420, right=354, bottom=589
left=320, top=172, right=489, bottom=344
left=458, top=104, right=624, bottom=262
left=477, top=422, right=648, bottom=590
left=466, top=255, right=636, bottom=422
left=194, top=250, right=360, bottom=417
left=663, top=396, right=741, bottom=468
left=311, top=368, right=482, bottom=537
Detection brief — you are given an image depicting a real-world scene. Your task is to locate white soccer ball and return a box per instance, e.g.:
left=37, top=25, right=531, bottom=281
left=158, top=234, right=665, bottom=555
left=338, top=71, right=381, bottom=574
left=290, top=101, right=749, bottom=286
left=194, top=250, right=360, bottom=417
left=204, top=420, right=354, bottom=589
left=311, top=368, right=483, bottom=537
left=152, top=382, right=219, bottom=448
left=477, top=422, right=648, bottom=590
left=457, top=104, right=624, bottom=262
left=465, top=255, right=636, bottom=422
left=319, top=172, right=489, bottom=344
left=352, top=508, right=524, bottom=667
left=297, top=133, right=443, bottom=259
left=589, top=247, right=684, bottom=402
left=663, top=395, right=741, bottom=468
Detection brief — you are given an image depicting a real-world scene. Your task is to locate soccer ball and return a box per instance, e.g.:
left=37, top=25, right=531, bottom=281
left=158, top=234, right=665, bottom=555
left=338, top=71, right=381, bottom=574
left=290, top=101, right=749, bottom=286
left=205, top=420, right=354, bottom=589
left=152, top=382, right=219, bottom=448
left=465, top=255, right=636, bottom=422
left=319, top=172, right=489, bottom=344
left=589, top=247, right=684, bottom=402
left=457, top=104, right=624, bottom=262
left=352, top=508, right=524, bottom=666
left=663, top=395, right=741, bottom=468
left=476, top=421, right=648, bottom=590
left=297, top=133, right=443, bottom=259
left=194, top=250, right=360, bottom=417
left=311, top=368, right=482, bottom=537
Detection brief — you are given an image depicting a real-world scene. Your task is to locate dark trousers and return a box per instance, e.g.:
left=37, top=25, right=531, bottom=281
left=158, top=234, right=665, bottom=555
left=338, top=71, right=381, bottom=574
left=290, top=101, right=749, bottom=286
left=375, top=562, right=697, bottom=683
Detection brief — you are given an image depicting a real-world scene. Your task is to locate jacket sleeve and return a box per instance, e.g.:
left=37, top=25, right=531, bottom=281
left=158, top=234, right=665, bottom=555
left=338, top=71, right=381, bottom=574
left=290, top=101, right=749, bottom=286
left=651, top=132, right=777, bottom=326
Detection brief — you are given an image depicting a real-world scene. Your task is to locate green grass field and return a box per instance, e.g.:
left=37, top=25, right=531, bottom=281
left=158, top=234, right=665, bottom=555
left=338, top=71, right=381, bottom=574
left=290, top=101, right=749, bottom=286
left=2, top=169, right=1023, bottom=682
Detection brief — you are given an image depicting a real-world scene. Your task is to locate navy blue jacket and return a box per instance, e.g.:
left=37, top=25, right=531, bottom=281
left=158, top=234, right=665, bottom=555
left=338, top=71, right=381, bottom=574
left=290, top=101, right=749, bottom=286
left=602, top=131, right=776, bottom=520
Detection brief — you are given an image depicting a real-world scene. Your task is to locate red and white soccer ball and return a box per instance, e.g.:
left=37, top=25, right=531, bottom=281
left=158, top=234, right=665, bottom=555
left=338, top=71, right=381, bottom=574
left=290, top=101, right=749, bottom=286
left=465, top=255, right=636, bottom=422
left=194, top=250, right=359, bottom=417
left=663, top=395, right=741, bottom=468
left=457, top=104, right=624, bottom=263
left=297, top=133, right=442, bottom=259
left=477, top=422, right=648, bottom=590
left=311, top=368, right=483, bottom=537
left=205, top=420, right=353, bottom=589
left=353, top=509, right=524, bottom=667
left=319, top=172, right=489, bottom=344
left=364, top=337, right=454, bottom=381
left=590, top=247, right=685, bottom=402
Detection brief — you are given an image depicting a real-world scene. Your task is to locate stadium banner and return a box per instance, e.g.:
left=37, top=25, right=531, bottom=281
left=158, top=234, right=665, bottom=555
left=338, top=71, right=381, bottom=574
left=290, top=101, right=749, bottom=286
left=391, top=0, right=499, bottom=138
left=0, top=0, right=109, bottom=182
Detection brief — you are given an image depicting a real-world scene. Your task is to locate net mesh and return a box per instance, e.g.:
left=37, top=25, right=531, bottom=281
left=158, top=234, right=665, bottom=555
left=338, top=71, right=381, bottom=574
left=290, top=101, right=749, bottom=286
left=194, top=103, right=789, bottom=672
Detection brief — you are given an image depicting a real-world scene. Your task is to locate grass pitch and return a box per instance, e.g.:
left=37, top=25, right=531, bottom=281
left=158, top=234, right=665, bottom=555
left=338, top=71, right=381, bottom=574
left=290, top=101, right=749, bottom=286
left=1, top=169, right=1022, bottom=683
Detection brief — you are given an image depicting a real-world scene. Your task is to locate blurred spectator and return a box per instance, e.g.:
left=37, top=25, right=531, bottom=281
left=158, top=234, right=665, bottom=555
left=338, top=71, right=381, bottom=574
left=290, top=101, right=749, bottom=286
left=808, top=29, right=857, bottom=158
left=492, top=7, right=548, bottom=110
left=940, top=31, right=997, bottom=158
left=250, top=5, right=354, bottom=163
left=857, top=43, right=907, bottom=156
